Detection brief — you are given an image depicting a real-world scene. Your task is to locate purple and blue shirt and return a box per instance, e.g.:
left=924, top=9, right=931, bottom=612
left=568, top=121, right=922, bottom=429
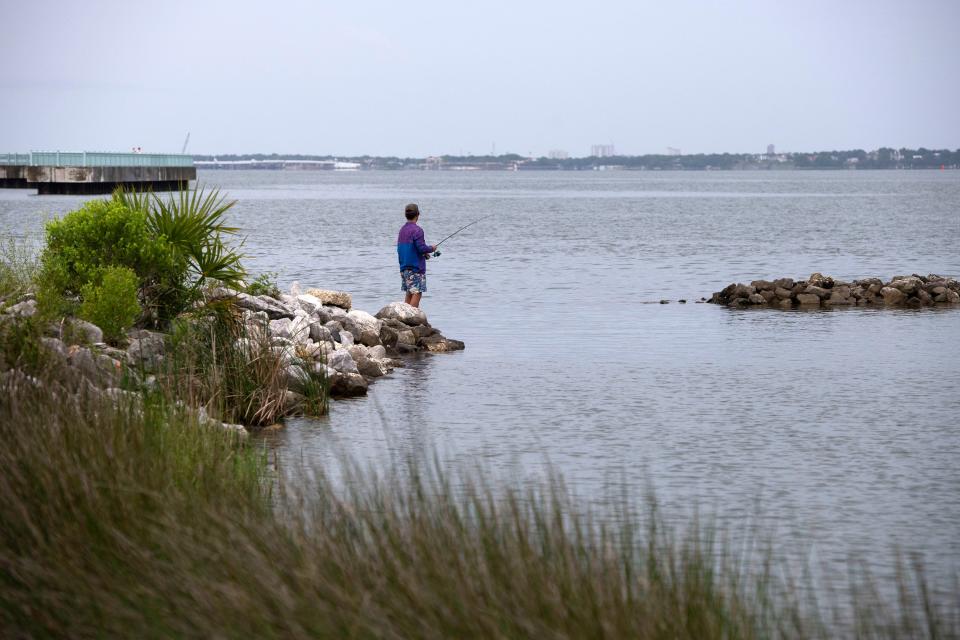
left=397, top=222, right=432, bottom=274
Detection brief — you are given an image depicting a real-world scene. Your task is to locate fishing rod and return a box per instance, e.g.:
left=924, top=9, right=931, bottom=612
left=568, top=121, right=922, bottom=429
left=431, top=212, right=498, bottom=257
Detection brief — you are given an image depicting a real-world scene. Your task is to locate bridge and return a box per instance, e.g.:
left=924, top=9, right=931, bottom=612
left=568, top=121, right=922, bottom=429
left=0, top=151, right=196, bottom=195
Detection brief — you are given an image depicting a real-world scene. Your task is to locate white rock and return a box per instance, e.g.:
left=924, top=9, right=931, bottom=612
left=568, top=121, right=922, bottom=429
left=70, top=318, right=103, bottom=344
left=348, top=345, right=370, bottom=362
left=288, top=314, right=312, bottom=344
left=326, top=349, right=359, bottom=374
left=367, top=345, right=387, bottom=360
left=346, top=310, right=383, bottom=347
left=290, top=281, right=302, bottom=296
left=318, top=304, right=348, bottom=323
left=296, top=293, right=324, bottom=316
left=7, top=299, right=38, bottom=318
left=309, top=321, right=333, bottom=343
left=269, top=318, right=293, bottom=339
left=235, top=293, right=295, bottom=319
left=375, top=302, right=428, bottom=326
left=305, top=288, right=352, bottom=310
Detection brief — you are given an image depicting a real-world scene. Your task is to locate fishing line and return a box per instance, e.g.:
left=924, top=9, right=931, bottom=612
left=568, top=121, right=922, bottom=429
left=431, top=211, right=499, bottom=257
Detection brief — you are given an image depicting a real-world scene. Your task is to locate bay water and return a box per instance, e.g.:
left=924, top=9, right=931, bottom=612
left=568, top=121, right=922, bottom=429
left=3, top=169, right=958, bottom=590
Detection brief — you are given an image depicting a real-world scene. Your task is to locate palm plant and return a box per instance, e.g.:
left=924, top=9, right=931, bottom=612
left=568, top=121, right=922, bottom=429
left=117, top=186, right=246, bottom=294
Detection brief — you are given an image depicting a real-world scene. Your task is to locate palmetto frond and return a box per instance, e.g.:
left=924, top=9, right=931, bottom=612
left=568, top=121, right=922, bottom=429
left=118, top=184, right=247, bottom=291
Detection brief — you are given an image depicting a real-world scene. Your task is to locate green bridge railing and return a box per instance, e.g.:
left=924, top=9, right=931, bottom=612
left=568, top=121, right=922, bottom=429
left=0, top=152, right=194, bottom=168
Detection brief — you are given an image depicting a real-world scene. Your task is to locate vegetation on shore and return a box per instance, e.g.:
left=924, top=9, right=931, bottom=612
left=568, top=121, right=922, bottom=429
left=1, top=353, right=957, bottom=637
left=192, top=147, right=960, bottom=171
left=1, top=186, right=327, bottom=427
left=1, top=196, right=957, bottom=638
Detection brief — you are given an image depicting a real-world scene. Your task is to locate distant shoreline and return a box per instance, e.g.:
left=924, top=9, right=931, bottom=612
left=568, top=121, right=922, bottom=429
left=193, top=147, right=959, bottom=172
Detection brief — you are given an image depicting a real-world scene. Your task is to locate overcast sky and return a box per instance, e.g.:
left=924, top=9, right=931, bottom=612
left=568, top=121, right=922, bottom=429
left=1, top=0, right=958, bottom=157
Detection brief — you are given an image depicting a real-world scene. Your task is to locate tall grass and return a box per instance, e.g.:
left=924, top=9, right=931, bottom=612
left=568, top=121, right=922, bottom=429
left=1, top=356, right=956, bottom=638
left=0, top=235, right=39, bottom=302
left=154, top=301, right=327, bottom=426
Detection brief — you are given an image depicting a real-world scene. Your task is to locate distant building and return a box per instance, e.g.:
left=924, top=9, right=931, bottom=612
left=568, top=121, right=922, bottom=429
left=548, top=149, right=569, bottom=160
left=767, top=144, right=776, bottom=155
left=591, top=144, right=615, bottom=158
left=666, top=147, right=681, bottom=156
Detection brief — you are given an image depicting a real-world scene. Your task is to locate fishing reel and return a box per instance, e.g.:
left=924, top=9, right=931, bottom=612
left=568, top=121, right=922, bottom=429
left=432, top=250, right=442, bottom=258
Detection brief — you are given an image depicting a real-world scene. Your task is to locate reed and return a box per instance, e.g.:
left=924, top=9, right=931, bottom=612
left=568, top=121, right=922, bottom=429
left=0, top=235, right=39, bottom=302
left=153, top=300, right=327, bottom=426
left=1, top=357, right=956, bottom=638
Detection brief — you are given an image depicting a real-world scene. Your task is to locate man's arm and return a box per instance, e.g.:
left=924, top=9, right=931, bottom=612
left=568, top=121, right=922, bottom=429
left=414, top=228, right=434, bottom=255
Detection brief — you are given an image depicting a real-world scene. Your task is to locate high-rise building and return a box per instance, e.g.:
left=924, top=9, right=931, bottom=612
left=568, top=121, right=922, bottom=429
left=666, top=147, right=681, bottom=156
left=548, top=149, right=569, bottom=160
left=767, top=144, right=776, bottom=156
left=590, top=144, right=615, bottom=158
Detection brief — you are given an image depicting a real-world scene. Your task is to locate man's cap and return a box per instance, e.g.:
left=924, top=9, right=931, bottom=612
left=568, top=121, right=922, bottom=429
left=404, top=203, right=420, bottom=216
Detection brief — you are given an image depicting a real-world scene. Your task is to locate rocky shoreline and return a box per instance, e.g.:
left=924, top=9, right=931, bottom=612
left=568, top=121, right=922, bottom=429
left=708, top=273, right=960, bottom=308
left=221, top=284, right=464, bottom=398
left=1, top=284, right=463, bottom=435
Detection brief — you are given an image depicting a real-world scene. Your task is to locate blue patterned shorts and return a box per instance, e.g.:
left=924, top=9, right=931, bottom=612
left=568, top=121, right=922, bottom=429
left=400, top=269, right=427, bottom=293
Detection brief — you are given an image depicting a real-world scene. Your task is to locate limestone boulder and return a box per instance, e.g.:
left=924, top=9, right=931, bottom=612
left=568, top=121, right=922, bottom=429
left=295, top=294, right=324, bottom=316
left=305, top=289, right=352, bottom=310
left=315, top=304, right=348, bottom=325
left=326, top=349, right=359, bottom=375
left=126, top=331, right=166, bottom=369
left=880, top=287, right=906, bottom=305
left=325, top=367, right=368, bottom=397
left=67, top=345, right=99, bottom=380
left=6, top=299, right=37, bottom=318
left=805, top=285, right=830, bottom=299
left=379, top=323, right=399, bottom=348
left=774, top=287, right=793, bottom=300
left=309, top=322, right=333, bottom=344
left=346, top=310, right=383, bottom=347
left=747, top=293, right=766, bottom=305
left=796, top=293, right=821, bottom=306
left=67, top=319, right=103, bottom=345
left=808, top=273, right=834, bottom=289
left=826, top=291, right=853, bottom=306
left=357, top=357, right=390, bottom=378
left=235, top=293, right=295, bottom=319
left=375, top=302, right=429, bottom=326
left=418, top=334, right=465, bottom=353
left=337, top=329, right=355, bottom=347
left=269, top=318, right=293, bottom=340
left=889, top=276, right=922, bottom=295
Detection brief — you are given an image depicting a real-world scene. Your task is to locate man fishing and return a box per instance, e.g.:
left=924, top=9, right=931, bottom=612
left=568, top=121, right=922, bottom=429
left=396, top=203, right=436, bottom=308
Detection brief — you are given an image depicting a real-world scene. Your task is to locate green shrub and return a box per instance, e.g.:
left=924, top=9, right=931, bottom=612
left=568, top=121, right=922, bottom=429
left=118, top=186, right=246, bottom=294
left=41, top=196, right=187, bottom=323
left=79, top=266, right=141, bottom=344
left=244, top=271, right=280, bottom=297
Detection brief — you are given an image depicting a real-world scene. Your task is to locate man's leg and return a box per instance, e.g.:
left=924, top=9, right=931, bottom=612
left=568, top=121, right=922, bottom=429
left=404, top=292, right=413, bottom=305
left=409, top=292, right=422, bottom=308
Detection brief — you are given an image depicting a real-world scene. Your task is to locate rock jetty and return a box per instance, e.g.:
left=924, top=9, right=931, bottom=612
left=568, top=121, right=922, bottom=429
left=1, top=285, right=463, bottom=435
left=213, top=286, right=464, bottom=397
left=708, top=273, right=960, bottom=309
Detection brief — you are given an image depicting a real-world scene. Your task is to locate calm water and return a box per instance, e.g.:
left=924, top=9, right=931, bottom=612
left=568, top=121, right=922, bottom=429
left=2, top=169, right=959, bottom=586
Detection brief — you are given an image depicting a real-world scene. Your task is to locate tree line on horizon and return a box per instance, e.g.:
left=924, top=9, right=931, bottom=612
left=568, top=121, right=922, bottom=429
left=192, top=147, right=960, bottom=170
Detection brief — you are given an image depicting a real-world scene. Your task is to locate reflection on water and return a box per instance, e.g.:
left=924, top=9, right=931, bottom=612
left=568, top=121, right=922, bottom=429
left=2, top=170, right=958, bottom=588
